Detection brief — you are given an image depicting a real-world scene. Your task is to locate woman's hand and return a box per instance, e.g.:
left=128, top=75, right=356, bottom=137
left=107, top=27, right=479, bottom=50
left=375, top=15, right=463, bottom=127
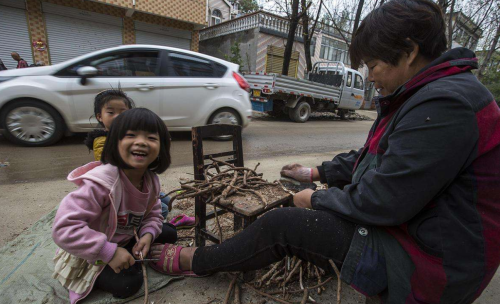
left=108, top=247, right=135, bottom=273
left=293, top=189, right=315, bottom=209
left=281, top=164, right=313, bottom=182
left=133, top=233, right=153, bottom=259
left=281, top=164, right=320, bottom=182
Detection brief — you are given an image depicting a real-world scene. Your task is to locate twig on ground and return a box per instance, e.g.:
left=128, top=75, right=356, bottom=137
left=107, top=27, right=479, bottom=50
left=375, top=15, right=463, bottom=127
left=223, top=274, right=239, bottom=304
left=234, top=283, right=242, bottom=304
left=282, top=260, right=302, bottom=287
left=212, top=193, right=223, bottom=242
left=314, top=266, right=323, bottom=294
left=133, top=227, right=148, bottom=304
left=329, top=260, right=342, bottom=304
left=243, top=283, right=293, bottom=304
left=300, top=289, right=309, bottom=304
left=256, top=259, right=283, bottom=287
left=285, top=277, right=333, bottom=294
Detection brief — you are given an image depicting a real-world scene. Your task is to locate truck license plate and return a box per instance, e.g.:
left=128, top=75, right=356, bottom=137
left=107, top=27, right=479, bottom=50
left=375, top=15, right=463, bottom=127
left=253, top=90, right=261, bottom=97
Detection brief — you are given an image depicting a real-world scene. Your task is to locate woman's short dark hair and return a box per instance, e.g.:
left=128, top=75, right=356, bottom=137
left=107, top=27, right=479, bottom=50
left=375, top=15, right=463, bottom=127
left=350, top=0, right=447, bottom=67
left=101, top=108, right=171, bottom=174
left=94, top=87, right=135, bottom=127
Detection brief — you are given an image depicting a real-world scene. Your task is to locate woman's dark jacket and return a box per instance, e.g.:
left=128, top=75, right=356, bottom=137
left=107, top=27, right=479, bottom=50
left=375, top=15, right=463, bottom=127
left=311, top=48, right=500, bottom=303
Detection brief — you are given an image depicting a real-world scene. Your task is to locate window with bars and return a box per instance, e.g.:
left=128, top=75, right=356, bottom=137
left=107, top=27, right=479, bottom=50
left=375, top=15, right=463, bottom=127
left=319, top=37, right=350, bottom=65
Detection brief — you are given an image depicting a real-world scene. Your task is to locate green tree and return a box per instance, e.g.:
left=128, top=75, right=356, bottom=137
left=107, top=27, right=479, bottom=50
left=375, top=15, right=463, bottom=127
left=238, top=0, right=259, bottom=14
left=223, top=40, right=243, bottom=66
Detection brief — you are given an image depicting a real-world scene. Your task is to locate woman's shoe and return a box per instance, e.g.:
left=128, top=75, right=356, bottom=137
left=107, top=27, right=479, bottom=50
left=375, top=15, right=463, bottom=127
left=149, top=243, right=201, bottom=277
left=169, top=214, right=196, bottom=229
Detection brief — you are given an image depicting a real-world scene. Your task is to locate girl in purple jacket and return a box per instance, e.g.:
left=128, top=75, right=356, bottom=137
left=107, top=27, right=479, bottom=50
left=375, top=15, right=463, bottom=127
left=52, top=108, right=176, bottom=303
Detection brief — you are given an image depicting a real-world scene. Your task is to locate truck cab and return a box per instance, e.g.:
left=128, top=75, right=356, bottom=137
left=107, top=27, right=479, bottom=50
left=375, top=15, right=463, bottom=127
left=309, top=62, right=365, bottom=110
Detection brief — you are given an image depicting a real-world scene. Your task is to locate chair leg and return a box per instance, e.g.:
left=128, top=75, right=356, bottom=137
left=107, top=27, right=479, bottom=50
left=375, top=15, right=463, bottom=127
left=195, top=198, right=206, bottom=247
left=243, top=215, right=257, bottom=228
left=234, top=215, right=243, bottom=232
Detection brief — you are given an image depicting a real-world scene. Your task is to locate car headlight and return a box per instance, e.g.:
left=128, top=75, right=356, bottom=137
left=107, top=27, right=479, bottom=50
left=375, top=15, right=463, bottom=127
left=0, top=76, right=17, bottom=84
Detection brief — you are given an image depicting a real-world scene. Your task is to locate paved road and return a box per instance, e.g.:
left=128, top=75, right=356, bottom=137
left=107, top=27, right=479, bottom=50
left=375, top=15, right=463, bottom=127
left=0, top=116, right=373, bottom=184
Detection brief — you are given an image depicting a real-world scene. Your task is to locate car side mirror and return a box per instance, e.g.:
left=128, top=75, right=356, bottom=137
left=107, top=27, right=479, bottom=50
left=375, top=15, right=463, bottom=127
left=77, top=66, right=97, bottom=85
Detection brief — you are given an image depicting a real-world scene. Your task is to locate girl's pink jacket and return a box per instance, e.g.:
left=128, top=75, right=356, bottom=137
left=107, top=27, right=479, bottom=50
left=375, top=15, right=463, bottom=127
left=52, top=161, right=163, bottom=304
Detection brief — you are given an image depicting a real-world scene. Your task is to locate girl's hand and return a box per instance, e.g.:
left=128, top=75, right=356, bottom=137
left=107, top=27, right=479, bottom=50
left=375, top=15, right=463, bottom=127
left=293, top=189, right=314, bottom=209
left=133, top=233, right=153, bottom=259
left=108, top=247, right=135, bottom=273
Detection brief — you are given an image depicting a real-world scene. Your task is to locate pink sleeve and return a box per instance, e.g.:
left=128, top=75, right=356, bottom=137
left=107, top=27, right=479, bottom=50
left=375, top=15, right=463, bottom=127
left=139, top=174, right=163, bottom=239
left=139, top=198, right=163, bottom=240
left=52, top=179, right=117, bottom=263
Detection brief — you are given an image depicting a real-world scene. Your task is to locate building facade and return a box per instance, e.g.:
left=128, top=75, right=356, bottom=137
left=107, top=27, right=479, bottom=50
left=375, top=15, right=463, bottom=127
left=199, top=11, right=353, bottom=79
left=0, top=0, right=206, bottom=69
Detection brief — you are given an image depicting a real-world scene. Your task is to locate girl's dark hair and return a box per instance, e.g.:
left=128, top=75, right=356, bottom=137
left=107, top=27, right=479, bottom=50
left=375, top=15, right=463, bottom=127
left=94, top=87, right=135, bottom=127
left=350, top=0, right=447, bottom=67
left=101, top=108, right=171, bottom=174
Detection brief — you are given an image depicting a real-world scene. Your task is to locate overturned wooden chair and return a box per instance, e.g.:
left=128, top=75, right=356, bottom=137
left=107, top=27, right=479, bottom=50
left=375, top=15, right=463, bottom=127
left=191, top=124, right=293, bottom=246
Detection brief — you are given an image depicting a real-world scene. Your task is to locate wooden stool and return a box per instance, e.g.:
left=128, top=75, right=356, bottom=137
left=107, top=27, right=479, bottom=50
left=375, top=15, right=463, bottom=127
left=192, top=124, right=293, bottom=246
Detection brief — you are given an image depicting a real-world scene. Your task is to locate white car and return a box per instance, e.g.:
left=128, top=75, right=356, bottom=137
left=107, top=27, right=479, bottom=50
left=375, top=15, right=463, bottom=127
left=0, top=45, right=252, bottom=146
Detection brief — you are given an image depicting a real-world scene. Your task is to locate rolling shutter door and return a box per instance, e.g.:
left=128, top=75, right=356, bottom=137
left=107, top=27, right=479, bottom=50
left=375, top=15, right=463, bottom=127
left=43, top=2, right=123, bottom=64
left=135, top=21, right=191, bottom=50
left=0, top=0, right=33, bottom=69
left=265, top=45, right=299, bottom=77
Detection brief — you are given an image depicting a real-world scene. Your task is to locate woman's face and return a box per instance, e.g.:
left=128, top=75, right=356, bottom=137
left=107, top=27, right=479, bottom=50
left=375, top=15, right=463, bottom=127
left=365, top=56, right=412, bottom=97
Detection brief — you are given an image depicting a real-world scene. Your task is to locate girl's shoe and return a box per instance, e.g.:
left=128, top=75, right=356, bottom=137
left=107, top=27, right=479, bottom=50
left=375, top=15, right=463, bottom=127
left=169, top=214, right=195, bottom=229
left=149, top=243, right=200, bottom=277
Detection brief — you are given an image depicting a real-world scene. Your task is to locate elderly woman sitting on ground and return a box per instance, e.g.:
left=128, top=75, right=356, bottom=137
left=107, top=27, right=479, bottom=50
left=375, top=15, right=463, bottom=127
left=149, top=0, right=500, bottom=302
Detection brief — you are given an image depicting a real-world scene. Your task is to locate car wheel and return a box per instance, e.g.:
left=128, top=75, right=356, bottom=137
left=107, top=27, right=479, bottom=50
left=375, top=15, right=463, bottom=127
left=289, top=101, right=311, bottom=123
left=0, top=100, right=65, bottom=146
left=208, top=108, right=242, bottom=141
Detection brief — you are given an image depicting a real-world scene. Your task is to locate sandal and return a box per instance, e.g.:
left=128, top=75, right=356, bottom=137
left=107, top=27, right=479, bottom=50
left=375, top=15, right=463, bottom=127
left=149, top=243, right=200, bottom=277
left=169, top=214, right=196, bottom=229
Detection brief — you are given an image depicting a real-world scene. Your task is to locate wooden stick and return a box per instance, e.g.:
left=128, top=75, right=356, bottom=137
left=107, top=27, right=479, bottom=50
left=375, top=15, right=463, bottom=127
left=223, top=274, right=239, bottom=304
left=314, top=266, right=322, bottom=295
left=299, top=264, right=304, bottom=290
left=213, top=201, right=223, bottom=243
left=256, top=260, right=283, bottom=287
left=267, top=266, right=285, bottom=286
left=243, top=283, right=293, bottom=304
left=285, top=277, right=333, bottom=294
left=234, top=283, right=242, bottom=304
left=329, top=260, right=342, bottom=304
left=300, top=289, right=309, bottom=304
left=133, top=227, right=148, bottom=304
left=282, top=260, right=302, bottom=287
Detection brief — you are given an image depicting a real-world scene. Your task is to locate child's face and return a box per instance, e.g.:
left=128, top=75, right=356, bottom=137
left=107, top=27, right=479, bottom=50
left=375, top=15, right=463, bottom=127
left=118, top=130, right=160, bottom=171
left=96, top=99, right=129, bottom=130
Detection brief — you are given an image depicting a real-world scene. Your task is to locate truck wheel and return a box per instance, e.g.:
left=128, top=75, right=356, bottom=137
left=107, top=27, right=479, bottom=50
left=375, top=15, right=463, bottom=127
left=289, top=102, right=311, bottom=123
left=0, top=100, right=65, bottom=146
left=338, top=109, right=347, bottom=120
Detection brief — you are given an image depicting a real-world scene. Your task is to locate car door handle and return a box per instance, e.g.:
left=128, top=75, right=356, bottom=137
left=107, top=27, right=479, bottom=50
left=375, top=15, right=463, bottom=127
left=136, top=84, right=154, bottom=91
left=204, top=83, right=218, bottom=90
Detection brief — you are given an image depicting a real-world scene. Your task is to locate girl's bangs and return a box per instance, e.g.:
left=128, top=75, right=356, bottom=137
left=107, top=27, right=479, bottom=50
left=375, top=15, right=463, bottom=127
left=118, top=109, right=162, bottom=138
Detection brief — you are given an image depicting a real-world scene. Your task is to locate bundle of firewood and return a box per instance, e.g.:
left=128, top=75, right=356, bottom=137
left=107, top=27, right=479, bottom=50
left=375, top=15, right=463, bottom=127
left=221, top=256, right=342, bottom=304
left=162, top=157, right=289, bottom=208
